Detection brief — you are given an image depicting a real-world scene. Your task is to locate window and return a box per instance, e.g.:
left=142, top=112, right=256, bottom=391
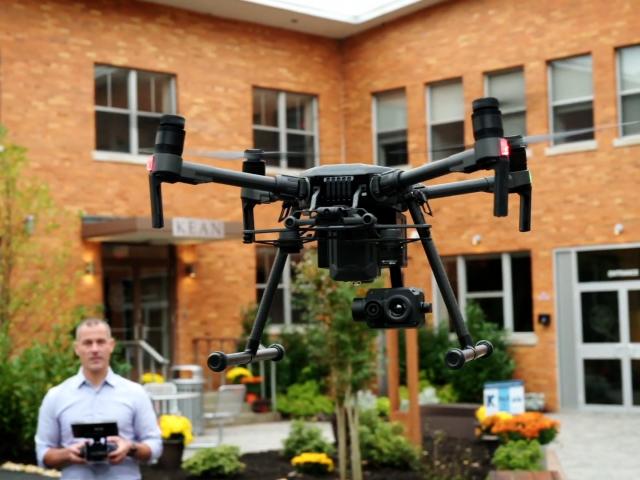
left=252, top=88, right=317, bottom=170
left=256, top=246, right=303, bottom=327
left=428, top=79, right=465, bottom=161
left=549, top=55, right=594, bottom=145
left=486, top=68, right=527, bottom=137
left=434, top=252, right=533, bottom=332
left=373, top=89, right=408, bottom=167
left=617, top=45, right=640, bottom=137
left=94, top=65, right=176, bottom=154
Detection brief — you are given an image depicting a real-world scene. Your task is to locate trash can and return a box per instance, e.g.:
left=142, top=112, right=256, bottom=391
left=171, top=365, right=205, bottom=435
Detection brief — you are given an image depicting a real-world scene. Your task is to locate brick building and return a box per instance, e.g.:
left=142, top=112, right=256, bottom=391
left=0, top=0, right=638, bottom=415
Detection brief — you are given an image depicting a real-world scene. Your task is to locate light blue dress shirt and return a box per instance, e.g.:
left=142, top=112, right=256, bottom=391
left=35, top=368, right=162, bottom=479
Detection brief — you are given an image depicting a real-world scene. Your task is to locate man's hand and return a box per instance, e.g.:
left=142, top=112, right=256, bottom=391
left=107, top=436, right=133, bottom=465
left=67, top=442, right=87, bottom=465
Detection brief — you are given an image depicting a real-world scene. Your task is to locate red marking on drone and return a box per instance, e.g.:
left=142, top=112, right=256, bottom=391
left=500, top=138, right=510, bottom=157
left=146, top=155, right=155, bottom=172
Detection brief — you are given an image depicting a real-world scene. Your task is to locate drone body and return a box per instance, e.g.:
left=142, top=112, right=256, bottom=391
left=147, top=97, right=532, bottom=372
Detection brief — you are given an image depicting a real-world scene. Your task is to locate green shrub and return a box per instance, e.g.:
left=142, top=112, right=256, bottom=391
left=182, top=445, right=245, bottom=477
left=375, top=396, right=390, bottom=418
left=358, top=409, right=421, bottom=471
left=492, top=439, right=543, bottom=471
left=282, top=420, right=335, bottom=459
left=276, top=380, right=334, bottom=418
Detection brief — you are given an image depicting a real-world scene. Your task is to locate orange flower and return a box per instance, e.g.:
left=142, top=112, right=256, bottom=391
left=488, top=412, right=559, bottom=444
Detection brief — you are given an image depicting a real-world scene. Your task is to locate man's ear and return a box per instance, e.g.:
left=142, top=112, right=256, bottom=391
left=73, top=340, right=80, bottom=357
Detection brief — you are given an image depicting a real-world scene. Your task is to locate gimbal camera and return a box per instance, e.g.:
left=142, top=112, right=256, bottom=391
left=147, top=97, right=532, bottom=372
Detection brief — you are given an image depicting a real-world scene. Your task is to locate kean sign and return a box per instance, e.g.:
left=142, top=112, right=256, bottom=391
left=483, top=380, right=525, bottom=415
left=172, top=217, right=225, bottom=240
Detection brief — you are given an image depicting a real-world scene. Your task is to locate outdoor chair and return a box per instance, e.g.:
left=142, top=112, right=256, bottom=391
left=203, top=384, right=246, bottom=444
left=144, top=381, right=180, bottom=416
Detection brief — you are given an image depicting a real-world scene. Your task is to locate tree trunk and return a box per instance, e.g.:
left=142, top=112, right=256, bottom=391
left=346, top=391, right=363, bottom=480
left=335, top=403, right=348, bottom=480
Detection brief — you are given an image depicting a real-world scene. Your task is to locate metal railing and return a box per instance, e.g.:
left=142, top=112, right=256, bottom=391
left=120, top=339, right=170, bottom=381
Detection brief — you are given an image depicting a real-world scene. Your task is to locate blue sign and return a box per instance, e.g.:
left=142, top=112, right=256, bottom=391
left=483, top=380, right=525, bottom=415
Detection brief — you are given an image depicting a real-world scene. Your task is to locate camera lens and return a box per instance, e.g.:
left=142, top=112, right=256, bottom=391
left=386, top=295, right=410, bottom=322
left=365, top=300, right=382, bottom=319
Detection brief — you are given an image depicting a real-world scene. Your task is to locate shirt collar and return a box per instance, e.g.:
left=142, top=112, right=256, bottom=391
left=75, top=367, right=118, bottom=389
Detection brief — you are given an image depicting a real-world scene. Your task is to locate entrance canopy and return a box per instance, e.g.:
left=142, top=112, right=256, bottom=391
left=82, top=216, right=243, bottom=244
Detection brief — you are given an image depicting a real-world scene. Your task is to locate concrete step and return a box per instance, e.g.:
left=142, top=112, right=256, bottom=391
left=203, top=391, right=281, bottom=428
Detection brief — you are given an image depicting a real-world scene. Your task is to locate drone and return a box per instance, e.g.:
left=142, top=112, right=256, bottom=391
left=146, top=97, right=532, bottom=373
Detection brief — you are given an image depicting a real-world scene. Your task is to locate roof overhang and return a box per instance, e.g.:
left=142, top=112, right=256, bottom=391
left=141, top=0, right=446, bottom=38
left=82, top=216, right=243, bottom=244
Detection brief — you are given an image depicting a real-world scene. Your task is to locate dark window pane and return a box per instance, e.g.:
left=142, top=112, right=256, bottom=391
left=253, top=89, right=278, bottom=127
left=138, top=116, right=161, bottom=153
left=471, top=297, right=504, bottom=328
left=96, top=111, right=130, bottom=152
left=466, top=257, right=502, bottom=292
left=138, top=72, right=173, bottom=113
left=502, top=111, right=526, bottom=137
left=629, top=290, right=640, bottom=343
left=257, top=287, right=285, bottom=324
left=512, top=255, right=533, bottom=332
left=553, top=101, right=594, bottom=144
left=584, top=359, right=623, bottom=405
left=431, top=121, right=464, bottom=160
left=622, top=94, right=640, bottom=136
left=581, top=291, right=620, bottom=343
left=286, top=93, right=314, bottom=131
left=253, top=129, right=280, bottom=167
left=578, top=248, right=640, bottom=282
left=377, top=130, right=407, bottom=167
left=633, top=360, right=640, bottom=406
left=256, top=246, right=277, bottom=284
left=286, top=133, right=314, bottom=169
left=95, top=66, right=110, bottom=106
left=110, top=68, right=129, bottom=109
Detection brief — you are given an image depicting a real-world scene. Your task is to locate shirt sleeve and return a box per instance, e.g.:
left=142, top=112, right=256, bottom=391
left=133, top=387, right=163, bottom=461
left=35, top=388, right=60, bottom=467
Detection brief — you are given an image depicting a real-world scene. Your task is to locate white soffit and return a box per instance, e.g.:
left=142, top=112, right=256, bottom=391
left=142, top=0, right=446, bottom=38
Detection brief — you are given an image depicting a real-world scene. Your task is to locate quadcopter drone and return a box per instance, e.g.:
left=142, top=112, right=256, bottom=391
left=146, top=97, right=532, bottom=373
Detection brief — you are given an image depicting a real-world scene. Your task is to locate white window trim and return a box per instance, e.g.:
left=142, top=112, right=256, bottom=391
left=545, top=139, right=597, bottom=156
left=613, top=134, right=640, bottom=148
left=94, top=67, right=177, bottom=157
left=616, top=46, right=640, bottom=138
left=252, top=90, right=319, bottom=171
left=256, top=254, right=299, bottom=328
left=372, top=90, right=409, bottom=168
left=548, top=56, right=594, bottom=146
left=426, top=80, right=465, bottom=163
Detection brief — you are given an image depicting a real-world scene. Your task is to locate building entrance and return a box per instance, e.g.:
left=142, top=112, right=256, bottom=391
left=102, top=244, right=175, bottom=368
left=557, top=245, right=640, bottom=410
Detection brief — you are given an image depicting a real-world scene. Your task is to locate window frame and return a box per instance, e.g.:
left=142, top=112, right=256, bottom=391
left=433, top=252, right=534, bottom=337
left=616, top=45, right=640, bottom=138
left=372, top=88, right=409, bottom=167
left=94, top=65, right=177, bottom=156
left=484, top=67, right=527, bottom=137
left=252, top=88, right=319, bottom=171
left=426, top=78, right=465, bottom=162
left=547, top=54, right=595, bottom=146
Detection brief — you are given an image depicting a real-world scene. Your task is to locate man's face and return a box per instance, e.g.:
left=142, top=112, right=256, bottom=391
left=74, top=323, right=115, bottom=374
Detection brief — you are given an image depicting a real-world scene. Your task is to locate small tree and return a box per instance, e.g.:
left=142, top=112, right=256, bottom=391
left=292, top=251, right=381, bottom=480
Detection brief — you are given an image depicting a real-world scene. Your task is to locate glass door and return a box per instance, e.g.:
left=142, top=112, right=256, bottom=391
left=576, top=247, right=640, bottom=409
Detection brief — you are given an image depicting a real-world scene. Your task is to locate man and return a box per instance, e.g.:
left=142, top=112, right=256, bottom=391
left=35, top=318, right=162, bottom=479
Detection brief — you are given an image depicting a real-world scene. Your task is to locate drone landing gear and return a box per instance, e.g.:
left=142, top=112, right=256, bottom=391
left=407, top=200, right=493, bottom=369
left=207, top=229, right=303, bottom=372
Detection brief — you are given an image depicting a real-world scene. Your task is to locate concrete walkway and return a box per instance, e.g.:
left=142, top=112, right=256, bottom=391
left=548, top=410, right=640, bottom=480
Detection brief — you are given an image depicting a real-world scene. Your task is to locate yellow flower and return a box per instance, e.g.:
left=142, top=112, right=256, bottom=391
left=159, top=414, right=193, bottom=445
left=141, top=372, right=165, bottom=384
left=291, top=452, right=334, bottom=473
left=475, top=405, right=487, bottom=422
left=226, top=366, right=253, bottom=383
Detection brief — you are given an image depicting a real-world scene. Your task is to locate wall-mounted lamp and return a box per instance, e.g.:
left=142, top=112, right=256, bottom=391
left=84, top=261, right=95, bottom=276
left=471, top=234, right=482, bottom=246
left=613, top=223, right=624, bottom=236
left=185, top=264, right=197, bottom=279
left=538, top=313, right=551, bottom=327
